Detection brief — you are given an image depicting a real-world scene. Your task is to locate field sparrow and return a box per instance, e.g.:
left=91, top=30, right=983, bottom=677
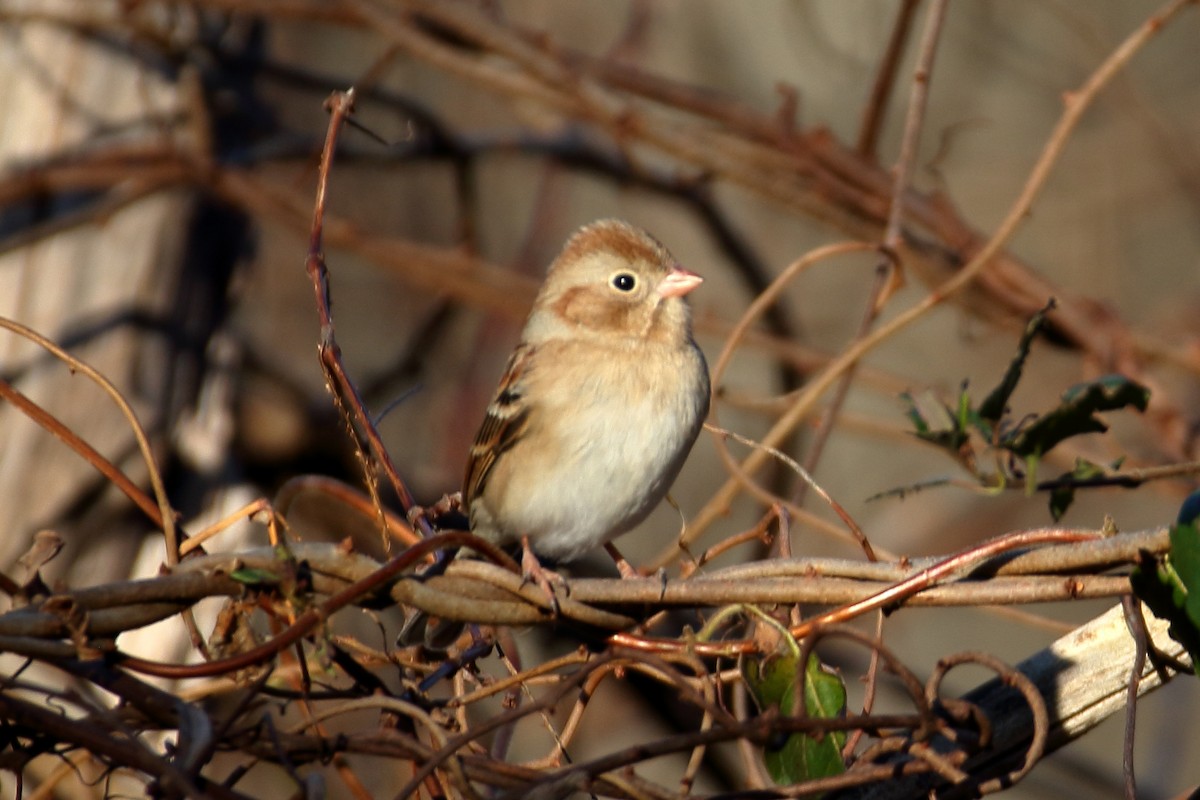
left=464, top=218, right=710, bottom=594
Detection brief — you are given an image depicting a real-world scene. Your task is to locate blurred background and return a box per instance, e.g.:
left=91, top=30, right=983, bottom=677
left=1, top=1, right=1198, bottom=797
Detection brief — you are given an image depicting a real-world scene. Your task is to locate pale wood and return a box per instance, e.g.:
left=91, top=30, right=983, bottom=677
left=0, top=4, right=193, bottom=576
left=847, top=602, right=1190, bottom=798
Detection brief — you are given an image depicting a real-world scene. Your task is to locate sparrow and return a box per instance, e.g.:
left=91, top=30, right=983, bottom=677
left=464, top=218, right=710, bottom=595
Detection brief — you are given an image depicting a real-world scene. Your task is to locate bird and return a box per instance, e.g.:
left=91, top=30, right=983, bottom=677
left=463, top=218, right=710, bottom=599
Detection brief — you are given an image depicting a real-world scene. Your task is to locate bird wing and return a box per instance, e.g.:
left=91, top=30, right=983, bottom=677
left=463, top=343, right=535, bottom=505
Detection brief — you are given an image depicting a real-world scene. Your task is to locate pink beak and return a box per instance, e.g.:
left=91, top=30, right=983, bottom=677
left=657, top=266, right=703, bottom=298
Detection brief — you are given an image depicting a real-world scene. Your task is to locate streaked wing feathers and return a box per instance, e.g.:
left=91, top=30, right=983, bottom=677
left=463, top=344, right=535, bottom=504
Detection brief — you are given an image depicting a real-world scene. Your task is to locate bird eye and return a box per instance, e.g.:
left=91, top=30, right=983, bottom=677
left=611, top=272, right=637, bottom=292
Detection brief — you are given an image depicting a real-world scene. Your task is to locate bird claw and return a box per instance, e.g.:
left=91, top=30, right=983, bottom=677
left=521, top=537, right=567, bottom=615
left=604, top=542, right=640, bottom=579
left=605, top=545, right=669, bottom=596
left=654, top=567, right=668, bottom=602
left=407, top=491, right=464, bottom=528
left=605, top=541, right=656, bottom=579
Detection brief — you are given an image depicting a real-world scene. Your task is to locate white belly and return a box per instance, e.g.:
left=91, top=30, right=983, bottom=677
left=478, top=342, right=707, bottom=561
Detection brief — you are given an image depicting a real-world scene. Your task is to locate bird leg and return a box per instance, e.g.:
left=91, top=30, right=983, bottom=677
left=521, top=535, right=566, bottom=614
left=605, top=541, right=668, bottom=599
left=604, top=542, right=640, bottom=579
left=406, top=491, right=463, bottom=529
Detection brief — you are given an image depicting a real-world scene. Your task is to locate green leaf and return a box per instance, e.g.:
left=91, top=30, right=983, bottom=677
left=900, top=391, right=930, bottom=436
left=1130, top=492, right=1200, bottom=676
left=744, top=647, right=847, bottom=786
left=1048, top=485, right=1074, bottom=523
left=1006, top=375, right=1150, bottom=459
left=1131, top=550, right=1200, bottom=675
left=1170, top=520, right=1200, bottom=636
left=978, top=301, right=1054, bottom=425
left=229, top=567, right=281, bottom=586
left=1178, top=491, right=1200, bottom=527
left=1047, top=458, right=1107, bottom=522
left=953, top=383, right=986, bottom=441
left=901, top=391, right=968, bottom=454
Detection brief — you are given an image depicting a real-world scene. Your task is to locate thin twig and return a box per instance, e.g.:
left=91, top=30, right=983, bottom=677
left=673, top=0, right=1195, bottom=557
left=857, top=0, right=923, bottom=158
left=1120, top=596, right=1148, bottom=800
